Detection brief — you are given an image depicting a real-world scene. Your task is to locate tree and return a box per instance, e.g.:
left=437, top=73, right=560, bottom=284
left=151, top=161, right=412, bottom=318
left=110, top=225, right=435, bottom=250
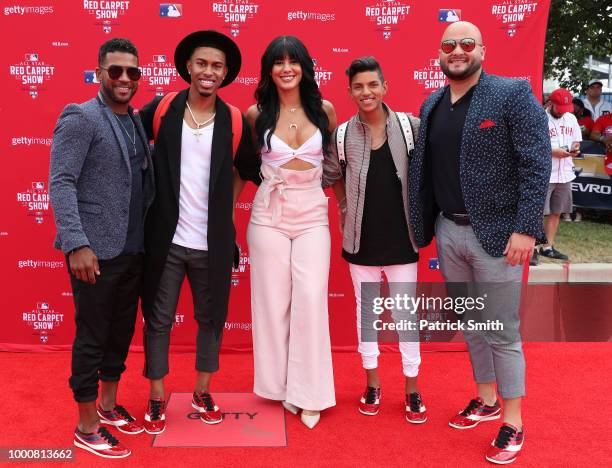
left=544, top=0, right=612, bottom=92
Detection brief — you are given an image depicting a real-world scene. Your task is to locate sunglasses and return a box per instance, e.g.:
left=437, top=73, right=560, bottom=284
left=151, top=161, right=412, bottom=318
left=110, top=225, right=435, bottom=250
left=440, top=38, right=482, bottom=54
left=100, top=65, right=141, bottom=81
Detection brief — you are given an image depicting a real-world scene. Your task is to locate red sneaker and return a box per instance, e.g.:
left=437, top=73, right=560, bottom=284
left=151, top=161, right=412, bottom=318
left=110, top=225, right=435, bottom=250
left=73, top=427, right=130, bottom=459
left=143, top=398, right=166, bottom=434
left=485, top=423, right=524, bottom=464
left=97, top=404, right=144, bottom=435
left=358, top=386, right=381, bottom=416
left=192, top=391, right=222, bottom=424
left=405, top=392, right=427, bottom=424
left=449, top=397, right=501, bottom=429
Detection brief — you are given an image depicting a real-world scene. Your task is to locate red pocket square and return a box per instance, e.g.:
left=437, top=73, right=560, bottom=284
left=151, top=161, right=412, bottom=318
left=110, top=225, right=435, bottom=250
left=479, top=119, right=496, bottom=129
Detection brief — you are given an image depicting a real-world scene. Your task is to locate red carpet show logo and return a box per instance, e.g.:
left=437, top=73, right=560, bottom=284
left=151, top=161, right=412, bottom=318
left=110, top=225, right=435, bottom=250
left=231, top=245, right=250, bottom=286
left=491, top=0, right=539, bottom=36
left=9, top=53, right=55, bottom=99
left=22, top=302, right=65, bottom=343
left=312, top=58, right=333, bottom=87
left=141, top=54, right=178, bottom=95
left=365, top=0, right=411, bottom=39
left=82, top=0, right=131, bottom=33
left=17, top=181, right=49, bottom=224
left=212, top=0, right=260, bottom=36
left=413, top=58, right=447, bottom=94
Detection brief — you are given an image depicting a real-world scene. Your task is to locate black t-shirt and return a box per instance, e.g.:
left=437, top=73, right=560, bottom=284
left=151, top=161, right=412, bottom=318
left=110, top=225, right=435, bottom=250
left=115, top=113, right=146, bottom=255
left=343, top=140, right=418, bottom=266
left=427, top=86, right=475, bottom=214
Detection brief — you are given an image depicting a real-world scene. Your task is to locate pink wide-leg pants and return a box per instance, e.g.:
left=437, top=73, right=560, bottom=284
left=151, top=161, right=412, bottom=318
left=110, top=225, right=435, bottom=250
left=247, top=164, right=335, bottom=411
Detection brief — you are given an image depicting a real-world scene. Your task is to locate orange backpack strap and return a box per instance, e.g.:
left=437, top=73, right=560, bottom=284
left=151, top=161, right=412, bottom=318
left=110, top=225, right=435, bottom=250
left=152, top=91, right=178, bottom=141
left=227, top=103, right=243, bottom=156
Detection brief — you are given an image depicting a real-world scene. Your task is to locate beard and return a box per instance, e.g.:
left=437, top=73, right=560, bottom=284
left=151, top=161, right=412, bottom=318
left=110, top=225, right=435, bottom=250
left=101, top=81, right=136, bottom=105
left=440, top=58, right=482, bottom=81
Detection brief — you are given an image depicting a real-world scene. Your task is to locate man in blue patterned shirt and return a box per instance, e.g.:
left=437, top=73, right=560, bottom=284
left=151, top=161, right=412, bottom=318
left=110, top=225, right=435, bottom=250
left=409, top=21, right=551, bottom=464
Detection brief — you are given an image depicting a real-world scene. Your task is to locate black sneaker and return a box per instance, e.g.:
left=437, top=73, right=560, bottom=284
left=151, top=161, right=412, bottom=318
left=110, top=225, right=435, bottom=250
left=529, top=249, right=539, bottom=266
left=539, top=247, right=569, bottom=260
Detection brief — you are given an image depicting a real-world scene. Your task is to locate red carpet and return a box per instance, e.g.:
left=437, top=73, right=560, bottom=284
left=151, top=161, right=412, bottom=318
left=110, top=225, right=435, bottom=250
left=0, top=344, right=609, bottom=467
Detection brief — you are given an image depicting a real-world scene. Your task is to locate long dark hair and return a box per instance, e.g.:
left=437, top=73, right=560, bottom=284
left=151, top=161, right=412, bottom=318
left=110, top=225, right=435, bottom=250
left=254, top=36, right=330, bottom=154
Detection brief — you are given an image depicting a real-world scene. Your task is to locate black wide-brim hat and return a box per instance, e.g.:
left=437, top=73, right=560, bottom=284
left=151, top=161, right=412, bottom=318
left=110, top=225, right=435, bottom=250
left=174, top=30, right=241, bottom=88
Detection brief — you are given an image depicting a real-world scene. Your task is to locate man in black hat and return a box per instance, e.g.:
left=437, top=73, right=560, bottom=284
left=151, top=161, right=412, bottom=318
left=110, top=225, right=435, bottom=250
left=138, top=30, right=259, bottom=433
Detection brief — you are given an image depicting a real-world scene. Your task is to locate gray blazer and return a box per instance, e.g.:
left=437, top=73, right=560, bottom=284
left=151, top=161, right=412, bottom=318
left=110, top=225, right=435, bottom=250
left=49, top=93, right=155, bottom=259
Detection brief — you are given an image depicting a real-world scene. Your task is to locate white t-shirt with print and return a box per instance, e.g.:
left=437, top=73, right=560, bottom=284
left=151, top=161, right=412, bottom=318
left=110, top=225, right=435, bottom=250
left=547, top=110, right=582, bottom=183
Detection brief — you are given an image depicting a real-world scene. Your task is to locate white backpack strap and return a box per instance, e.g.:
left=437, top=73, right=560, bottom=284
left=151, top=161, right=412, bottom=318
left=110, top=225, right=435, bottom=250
left=396, top=112, right=415, bottom=153
left=336, top=121, right=349, bottom=166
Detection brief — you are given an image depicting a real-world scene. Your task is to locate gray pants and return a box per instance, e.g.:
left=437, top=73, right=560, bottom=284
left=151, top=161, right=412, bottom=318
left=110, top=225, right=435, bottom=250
left=144, top=243, right=222, bottom=379
left=436, top=214, right=525, bottom=399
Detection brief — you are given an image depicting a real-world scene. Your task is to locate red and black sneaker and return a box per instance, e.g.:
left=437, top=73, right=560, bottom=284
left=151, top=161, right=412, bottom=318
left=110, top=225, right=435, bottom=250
left=192, top=391, right=222, bottom=424
left=485, top=423, right=524, bottom=464
left=405, top=392, right=427, bottom=424
left=73, top=426, right=131, bottom=459
left=143, top=398, right=166, bottom=434
left=358, top=386, right=381, bottom=416
left=449, top=397, right=501, bottom=429
left=97, top=404, right=144, bottom=435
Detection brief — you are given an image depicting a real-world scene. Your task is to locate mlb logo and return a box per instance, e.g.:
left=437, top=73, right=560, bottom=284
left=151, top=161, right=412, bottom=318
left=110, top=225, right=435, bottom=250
left=29, top=90, right=38, bottom=99
left=231, top=277, right=240, bottom=286
left=312, top=58, right=317, bottom=66
left=383, top=31, right=391, bottom=40
left=154, top=55, right=167, bottom=63
left=429, top=58, right=440, bottom=67
left=40, top=332, right=48, bottom=343
left=429, top=258, right=440, bottom=270
left=25, top=53, right=39, bottom=62
left=507, top=24, right=517, bottom=37
left=155, top=87, right=164, bottom=97
left=35, top=216, right=44, bottom=224
left=439, top=9, right=461, bottom=22
left=84, top=71, right=98, bottom=84
left=231, top=26, right=240, bottom=37
left=103, top=21, right=111, bottom=33
left=33, top=181, right=45, bottom=190
left=160, top=3, right=183, bottom=17
left=37, top=302, right=49, bottom=310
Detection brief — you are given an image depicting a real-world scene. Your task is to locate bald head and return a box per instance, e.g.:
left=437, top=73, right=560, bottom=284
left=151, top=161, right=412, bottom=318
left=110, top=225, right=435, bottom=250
left=442, top=21, right=483, bottom=44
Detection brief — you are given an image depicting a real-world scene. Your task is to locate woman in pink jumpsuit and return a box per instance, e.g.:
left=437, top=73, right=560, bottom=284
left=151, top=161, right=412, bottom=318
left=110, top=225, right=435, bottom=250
left=246, top=36, right=337, bottom=428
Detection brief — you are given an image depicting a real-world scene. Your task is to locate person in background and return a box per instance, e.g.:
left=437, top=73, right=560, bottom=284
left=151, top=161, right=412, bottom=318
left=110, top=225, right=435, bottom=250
left=538, top=88, right=582, bottom=261
left=582, top=79, right=611, bottom=121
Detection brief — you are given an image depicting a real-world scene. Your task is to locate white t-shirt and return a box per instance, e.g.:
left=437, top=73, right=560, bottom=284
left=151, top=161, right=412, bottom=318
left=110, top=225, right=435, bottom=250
left=172, top=121, right=214, bottom=250
left=582, top=98, right=612, bottom=121
left=547, top=110, right=582, bottom=184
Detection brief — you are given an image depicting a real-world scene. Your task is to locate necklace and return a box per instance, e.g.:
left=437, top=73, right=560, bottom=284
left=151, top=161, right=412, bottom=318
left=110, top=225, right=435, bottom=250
left=282, top=105, right=300, bottom=130
left=113, top=113, right=136, bottom=156
left=186, top=101, right=215, bottom=140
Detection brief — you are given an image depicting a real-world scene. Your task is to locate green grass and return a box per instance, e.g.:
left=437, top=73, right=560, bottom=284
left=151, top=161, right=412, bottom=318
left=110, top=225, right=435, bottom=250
left=543, top=215, right=612, bottom=263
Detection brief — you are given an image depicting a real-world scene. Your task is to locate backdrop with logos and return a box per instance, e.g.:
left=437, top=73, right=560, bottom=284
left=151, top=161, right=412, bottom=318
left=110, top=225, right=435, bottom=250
left=1, top=0, right=550, bottom=351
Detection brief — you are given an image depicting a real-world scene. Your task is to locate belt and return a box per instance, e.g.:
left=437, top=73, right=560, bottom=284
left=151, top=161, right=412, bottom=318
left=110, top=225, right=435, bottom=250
left=261, top=174, right=287, bottom=226
left=442, top=212, right=471, bottom=226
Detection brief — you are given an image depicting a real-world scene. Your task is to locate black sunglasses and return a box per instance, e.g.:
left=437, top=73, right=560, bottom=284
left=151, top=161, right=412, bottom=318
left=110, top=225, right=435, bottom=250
left=100, top=65, right=141, bottom=81
left=440, top=38, right=482, bottom=54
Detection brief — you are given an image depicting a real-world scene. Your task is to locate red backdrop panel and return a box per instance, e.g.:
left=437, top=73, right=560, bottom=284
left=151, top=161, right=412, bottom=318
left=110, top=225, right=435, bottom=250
left=0, top=0, right=550, bottom=351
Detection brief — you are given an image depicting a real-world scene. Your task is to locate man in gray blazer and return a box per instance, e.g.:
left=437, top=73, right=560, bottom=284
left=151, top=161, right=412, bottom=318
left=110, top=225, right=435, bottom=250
left=49, top=38, right=154, bottom=459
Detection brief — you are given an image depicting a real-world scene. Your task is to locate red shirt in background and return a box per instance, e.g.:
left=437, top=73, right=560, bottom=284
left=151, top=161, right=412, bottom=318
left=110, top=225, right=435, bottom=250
left=593, top=114, right=612, bottom=175
left=578, top=116, right=594, bottom=134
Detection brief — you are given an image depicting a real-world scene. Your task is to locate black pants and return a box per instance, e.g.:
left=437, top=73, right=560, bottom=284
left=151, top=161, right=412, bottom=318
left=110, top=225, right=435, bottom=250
left=69, top=254, right=143, bottom=402
left=143, top=244, right=222, bottom=379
